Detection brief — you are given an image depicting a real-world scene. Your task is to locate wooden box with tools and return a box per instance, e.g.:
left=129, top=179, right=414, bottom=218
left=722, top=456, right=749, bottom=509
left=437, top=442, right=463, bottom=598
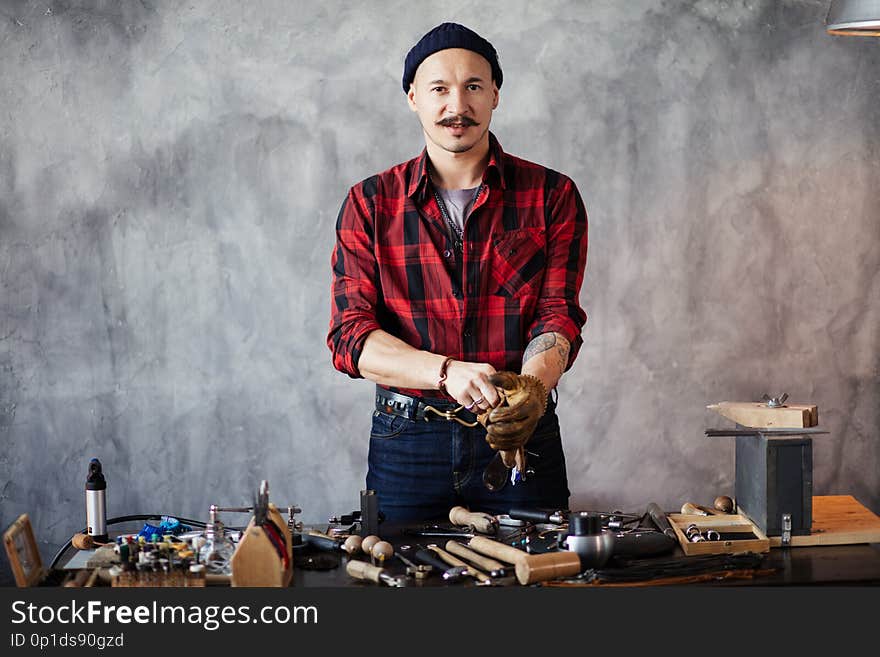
left=667, top=511, right=770, bottom=556
left=230, top=502, right=292, bottom=587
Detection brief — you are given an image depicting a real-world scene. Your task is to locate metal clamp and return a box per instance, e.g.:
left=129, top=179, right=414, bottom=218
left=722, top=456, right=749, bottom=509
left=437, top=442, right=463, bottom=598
left=781, top=513, right=792, bottom=547
left=422, top=405, right=479, bottom=427
left=761, top=393, right=789, bottom=408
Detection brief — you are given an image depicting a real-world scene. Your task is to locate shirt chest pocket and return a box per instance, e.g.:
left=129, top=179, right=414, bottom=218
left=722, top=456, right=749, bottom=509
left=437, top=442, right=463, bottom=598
left=488, top=228, right=547, bottom=298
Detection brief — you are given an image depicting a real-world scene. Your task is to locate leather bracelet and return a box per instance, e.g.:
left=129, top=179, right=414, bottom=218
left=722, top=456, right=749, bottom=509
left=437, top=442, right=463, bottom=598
left=437, top=356, right=454, bottom=393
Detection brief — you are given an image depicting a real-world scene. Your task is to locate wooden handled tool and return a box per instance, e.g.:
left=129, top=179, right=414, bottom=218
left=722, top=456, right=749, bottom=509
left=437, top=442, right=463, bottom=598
left=345, top=559, right=405, bottom=587
left=467, top=536, right=582, bottom=585
left=449, top=506, right=498, bottom=534
left=514, top=551, right=582, bottom=586
left=680, top=502, right=725, bottom=516
left=444, top=540, right=507, bottom=577
left=427, top=544, right=492, bottom=584
left=467, top=536, right=530, bottom=566
left=345, top=559, right=382, bottom=584
left=360, top=535, right=381, bottom=555
left=370, top=540, right=394, bottom=566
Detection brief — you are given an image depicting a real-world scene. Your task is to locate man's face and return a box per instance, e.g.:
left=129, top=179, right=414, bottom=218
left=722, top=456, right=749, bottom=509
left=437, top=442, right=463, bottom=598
left=407, top=48, right=499, bottom=154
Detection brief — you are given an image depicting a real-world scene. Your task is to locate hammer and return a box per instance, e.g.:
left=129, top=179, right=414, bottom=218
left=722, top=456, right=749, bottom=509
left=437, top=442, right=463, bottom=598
left=467, top=536, right=582, bottom=585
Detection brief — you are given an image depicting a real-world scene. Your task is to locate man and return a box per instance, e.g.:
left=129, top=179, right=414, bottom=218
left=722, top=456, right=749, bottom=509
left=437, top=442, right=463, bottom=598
left=328, top=22, right=588, bottom=522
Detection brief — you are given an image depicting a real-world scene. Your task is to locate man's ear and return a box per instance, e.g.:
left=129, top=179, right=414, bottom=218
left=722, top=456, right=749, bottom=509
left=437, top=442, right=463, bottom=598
left=407, top=85, right=418, bottom=112
left=492, top=83, right=499, bottom=110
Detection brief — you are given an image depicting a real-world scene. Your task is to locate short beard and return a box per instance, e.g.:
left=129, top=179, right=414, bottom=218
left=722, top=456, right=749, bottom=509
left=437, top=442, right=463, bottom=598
left=430, top=123, right=490, bottom=154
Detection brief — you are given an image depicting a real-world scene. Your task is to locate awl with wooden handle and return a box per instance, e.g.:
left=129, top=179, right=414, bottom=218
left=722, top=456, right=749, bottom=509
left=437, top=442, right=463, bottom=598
left=448, top=506, right=498, bottom=534
left=345, top=559, right=406, bottom=587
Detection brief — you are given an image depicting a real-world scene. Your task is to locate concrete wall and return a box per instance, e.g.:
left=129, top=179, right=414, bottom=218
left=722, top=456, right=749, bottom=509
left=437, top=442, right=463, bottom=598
left=2, top=0, right=878, bottom=580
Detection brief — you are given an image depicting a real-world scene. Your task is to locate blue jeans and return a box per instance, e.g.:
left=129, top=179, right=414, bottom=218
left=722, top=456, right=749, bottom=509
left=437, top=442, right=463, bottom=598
left=366, top=395, right=570, bottom=522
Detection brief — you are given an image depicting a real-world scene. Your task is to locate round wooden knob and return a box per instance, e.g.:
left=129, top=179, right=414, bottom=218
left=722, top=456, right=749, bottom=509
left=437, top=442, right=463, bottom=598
left=361, top=535, right=381, bottom=555
left=342, top=535, right=363, bottom=555
left=371, top=540, right=394, bottom=562
left=72, top=533, right=96, bottom=550
left=714, top=496, right=734, bottom=513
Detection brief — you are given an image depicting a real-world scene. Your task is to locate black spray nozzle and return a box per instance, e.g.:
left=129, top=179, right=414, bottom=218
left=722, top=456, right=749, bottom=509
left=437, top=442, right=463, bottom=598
left=86, top=458, right=106, bottom=489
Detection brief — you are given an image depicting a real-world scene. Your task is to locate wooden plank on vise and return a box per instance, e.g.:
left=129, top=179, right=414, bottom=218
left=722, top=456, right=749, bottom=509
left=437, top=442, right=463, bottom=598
left=707, top=401, right=818, bottom=428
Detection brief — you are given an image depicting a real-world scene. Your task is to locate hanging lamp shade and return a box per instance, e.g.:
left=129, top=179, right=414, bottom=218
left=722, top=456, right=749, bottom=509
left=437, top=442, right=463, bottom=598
left=826, top=0, right=880, bottom=35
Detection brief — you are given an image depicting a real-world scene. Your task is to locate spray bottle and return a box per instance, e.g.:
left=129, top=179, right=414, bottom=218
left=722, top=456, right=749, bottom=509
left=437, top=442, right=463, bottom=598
left=85, top=458, right=108, bottom=543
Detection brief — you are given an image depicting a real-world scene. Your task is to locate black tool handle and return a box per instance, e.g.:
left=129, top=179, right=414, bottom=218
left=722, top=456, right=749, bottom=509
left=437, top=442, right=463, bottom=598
left=613, top=530, right=676, bottom=558
left=413, top=548, right=451, bottom=573
left=508, top=507, right=561, bottom=524
left=303, top=532, right=342, bottom=551
left=646, top=503, right=677, bottom=539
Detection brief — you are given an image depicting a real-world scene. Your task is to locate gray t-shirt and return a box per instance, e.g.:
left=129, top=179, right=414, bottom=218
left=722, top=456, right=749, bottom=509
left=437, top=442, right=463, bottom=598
left=438, top=187, right=479, bottom=233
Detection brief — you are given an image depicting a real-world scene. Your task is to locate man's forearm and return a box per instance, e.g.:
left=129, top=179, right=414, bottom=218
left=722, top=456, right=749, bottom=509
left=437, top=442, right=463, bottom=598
left=357, top=329, right=448, bottom=389
left=521, top=332, right=570, bottom=392
left=357, top=330, right=500, bottom=409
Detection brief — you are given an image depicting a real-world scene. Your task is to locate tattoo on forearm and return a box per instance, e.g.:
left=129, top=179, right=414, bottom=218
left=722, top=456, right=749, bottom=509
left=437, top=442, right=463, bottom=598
left=523, top=333, right=570, bottom=373
left=523, top=333, right=555, bottom=364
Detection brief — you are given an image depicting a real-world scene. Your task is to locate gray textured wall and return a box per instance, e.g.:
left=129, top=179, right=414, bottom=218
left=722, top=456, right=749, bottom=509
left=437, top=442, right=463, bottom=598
left=2, top=0, right=879, bottom=580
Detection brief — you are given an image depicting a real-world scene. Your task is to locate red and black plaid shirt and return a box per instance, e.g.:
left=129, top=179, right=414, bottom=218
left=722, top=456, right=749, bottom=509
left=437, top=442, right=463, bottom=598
left=328, top=133, right=588, bottom=397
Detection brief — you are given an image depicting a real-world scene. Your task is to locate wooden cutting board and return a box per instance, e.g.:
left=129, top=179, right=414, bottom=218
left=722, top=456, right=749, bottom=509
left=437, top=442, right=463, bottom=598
left=767, top=495, right=880, bottom=547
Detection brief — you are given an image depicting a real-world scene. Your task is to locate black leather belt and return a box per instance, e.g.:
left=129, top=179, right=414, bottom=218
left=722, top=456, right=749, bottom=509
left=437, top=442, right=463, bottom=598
left=375, top=387, right=478, bottom=426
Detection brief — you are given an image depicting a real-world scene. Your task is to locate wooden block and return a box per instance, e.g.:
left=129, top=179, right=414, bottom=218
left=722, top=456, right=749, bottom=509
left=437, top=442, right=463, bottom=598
left=768, top=495, right=880, bottom=547
left=707, top=401, right=818, bottom=428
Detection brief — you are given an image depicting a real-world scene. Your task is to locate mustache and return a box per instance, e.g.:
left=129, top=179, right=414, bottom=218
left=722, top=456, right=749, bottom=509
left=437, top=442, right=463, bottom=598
left=436, top=115, right=479, bottom=127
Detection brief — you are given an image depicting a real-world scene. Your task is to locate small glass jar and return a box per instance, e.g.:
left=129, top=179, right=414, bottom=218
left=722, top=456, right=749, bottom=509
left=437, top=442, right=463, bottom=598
left=186, top=563, right=206, bottom=587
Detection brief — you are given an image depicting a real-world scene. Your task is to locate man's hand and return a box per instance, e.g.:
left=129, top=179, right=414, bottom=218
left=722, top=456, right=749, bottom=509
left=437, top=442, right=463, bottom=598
left=477, top=372, right=547, bottom=464
left=444, top=361, right=501, bottom=412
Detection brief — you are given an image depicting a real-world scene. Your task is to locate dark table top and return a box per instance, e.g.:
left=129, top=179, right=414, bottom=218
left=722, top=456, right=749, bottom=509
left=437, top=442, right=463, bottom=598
left=293, top=522, right=880, bottom=588
left=52, top=519, right=880, bottom=588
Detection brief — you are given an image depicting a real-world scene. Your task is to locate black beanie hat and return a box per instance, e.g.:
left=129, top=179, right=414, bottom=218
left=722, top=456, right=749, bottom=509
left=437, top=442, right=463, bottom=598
left=402, top=22, right=503, bottom=93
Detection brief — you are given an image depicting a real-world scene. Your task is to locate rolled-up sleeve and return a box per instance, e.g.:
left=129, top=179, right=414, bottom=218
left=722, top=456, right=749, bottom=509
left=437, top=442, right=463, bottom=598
left=327, top=183, right=382, bottom=378
left=526, top=175, right=588, bottom=369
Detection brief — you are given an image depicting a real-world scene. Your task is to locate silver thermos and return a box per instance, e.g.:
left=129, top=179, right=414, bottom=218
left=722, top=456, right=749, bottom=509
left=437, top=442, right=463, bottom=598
left=85, top=458, right=108, bottom=543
